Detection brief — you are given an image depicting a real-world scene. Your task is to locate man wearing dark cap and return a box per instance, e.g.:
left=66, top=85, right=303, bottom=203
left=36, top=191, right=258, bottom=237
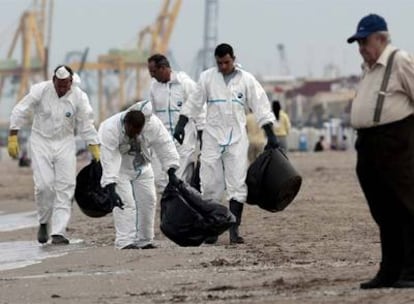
left=8, top=65, right=100, bottom=245
left=348, top=14, right=414, bottom=288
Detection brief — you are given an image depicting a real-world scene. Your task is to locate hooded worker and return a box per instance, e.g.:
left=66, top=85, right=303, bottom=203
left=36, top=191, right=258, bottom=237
left=173, top=43, right=279, bottom=244
left=98, top=101, right=180, bottom=249
left=8, top=65, right=100, bottom=245
left=147, top=53, right=205, bottom=193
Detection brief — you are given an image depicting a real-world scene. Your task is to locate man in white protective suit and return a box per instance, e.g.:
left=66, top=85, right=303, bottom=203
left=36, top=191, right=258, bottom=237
left=147, top=54, right=205, bottom=193
left=98, top=101, right=180, bottom=249
left=173, top=43, right=280, bottom=245
left=8, top=65, right=100, bottom=245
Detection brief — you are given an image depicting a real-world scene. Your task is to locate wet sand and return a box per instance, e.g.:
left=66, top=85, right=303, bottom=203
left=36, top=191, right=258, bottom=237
left=1, top=151, right=414, bottom=303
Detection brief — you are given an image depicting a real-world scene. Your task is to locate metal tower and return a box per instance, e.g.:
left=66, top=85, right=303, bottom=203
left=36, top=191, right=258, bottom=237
left=202, top=0, right=218, bottom=70
left=276, top=43, right=291, bottom=76
left=0, top=0, right=54, bottom=102
left=192, top=0, right=218, bottom=78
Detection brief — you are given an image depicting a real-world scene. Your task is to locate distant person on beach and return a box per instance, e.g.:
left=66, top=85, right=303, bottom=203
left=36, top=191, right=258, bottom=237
left=8, top=65, right=100, bottom=245
left=348, top=14, right=414, bottom=289
left=272, top=100, right=291, bottom=152
left=314, top=136, right=325, bottom=152
left=338, top=135, right=348, bottom=151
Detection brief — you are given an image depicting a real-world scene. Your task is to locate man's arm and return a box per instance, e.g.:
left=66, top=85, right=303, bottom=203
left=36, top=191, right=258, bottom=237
left=146, top=115, right=180, bottom=172
left=174, top=73, right=208, bottom=144
left=75, top=91, right=100, bottom=160
left=245, top=74, right=276, bottom=128
left=244, top=73, right=279, bottom=149
left=181, top=74, right=206, bottom=131
left=397, top=51, right=414, bottom=101
left=98, top=120, right=122, bottom=187
left=180, top=73, right=207, bottom=121
left=8, top=86, right=42, bottom=158
left=75, top=91, right=99, bottom=145
left=9, top=92, right=40, bottom=132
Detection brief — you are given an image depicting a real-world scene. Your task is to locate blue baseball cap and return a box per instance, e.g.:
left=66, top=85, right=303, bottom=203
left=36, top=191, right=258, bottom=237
left=347, top=14, right=388, bottom=43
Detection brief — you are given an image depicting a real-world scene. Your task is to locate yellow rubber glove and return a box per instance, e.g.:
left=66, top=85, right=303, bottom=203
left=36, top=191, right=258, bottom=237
left=88, top=144, right=100, bottom=161
left=8, top=135, right=19, bottom=159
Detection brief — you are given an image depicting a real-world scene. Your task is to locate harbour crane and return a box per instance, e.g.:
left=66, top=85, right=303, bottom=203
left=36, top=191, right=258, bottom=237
left=0, top=0, right=53, bottom=102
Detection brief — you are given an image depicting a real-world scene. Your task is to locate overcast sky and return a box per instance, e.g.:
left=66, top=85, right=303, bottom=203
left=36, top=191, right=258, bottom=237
left=1, top=0, right=414, bottom=79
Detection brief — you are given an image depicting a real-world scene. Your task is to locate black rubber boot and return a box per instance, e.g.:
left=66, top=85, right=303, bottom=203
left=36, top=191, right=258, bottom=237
left=37, top=223, right=48, bottom=244
left=229, top=199, right=244, bottom=244
left=360, top=267, right=399, bottom=289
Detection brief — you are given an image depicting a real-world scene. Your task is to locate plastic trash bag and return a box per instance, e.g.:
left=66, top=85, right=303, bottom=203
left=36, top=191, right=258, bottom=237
left=160, top=182, right=236, bottom=246
left=75, top=161, right=123, bottom=218
left=246, top=148, right=302, bottom=212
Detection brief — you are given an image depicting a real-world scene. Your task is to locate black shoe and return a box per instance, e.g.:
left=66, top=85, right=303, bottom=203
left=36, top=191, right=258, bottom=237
left=121, top=244, right=140, bottom=250
left=37, top=224, right=48, bottom=244
left=360, top=275, right=397, bottom=289
left=393, top=280, right=414, bottom=288
left=230, top=235, right=245, bottom=244
left=140, top=243, right=157, bottom=250
left=204, top=236, right=218, bottom=244
left=51, top=235, right=70, bottom=245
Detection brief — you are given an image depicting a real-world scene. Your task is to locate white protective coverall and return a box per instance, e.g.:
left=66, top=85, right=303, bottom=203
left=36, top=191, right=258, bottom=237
left=180, top=66, right=276, bottom=203
left=98, top=101, right=179, bottom=249
left=149, top=71, right=205, bottom=192
left=9, top=80, right=99, bottom=237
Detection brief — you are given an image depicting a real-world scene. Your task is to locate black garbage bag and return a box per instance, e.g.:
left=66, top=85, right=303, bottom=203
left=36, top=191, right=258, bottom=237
left=160, top=182, right=236, bottom=246
left=160, top=185, right=206, bottom=246
left=75, top=161, right=123, bottom=218
left=246, top=148, right=302, bottom=212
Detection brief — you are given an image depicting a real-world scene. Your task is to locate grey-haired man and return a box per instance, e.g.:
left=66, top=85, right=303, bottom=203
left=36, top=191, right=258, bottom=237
left=348, top=14, right=414, bottom=289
